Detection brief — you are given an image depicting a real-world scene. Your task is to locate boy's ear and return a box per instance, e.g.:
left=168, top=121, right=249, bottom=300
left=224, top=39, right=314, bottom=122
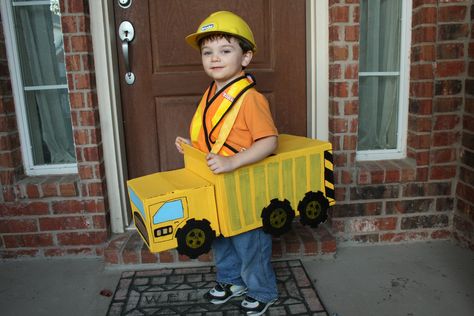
left=241, top=50, right=253, bottom=68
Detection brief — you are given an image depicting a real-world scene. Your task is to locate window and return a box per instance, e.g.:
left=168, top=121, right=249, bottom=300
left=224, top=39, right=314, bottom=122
left=153, top=200, right=185, bottom=224
left=1, top=0, right=76, bottom=175
left=357, top=0, right=411, bottom=161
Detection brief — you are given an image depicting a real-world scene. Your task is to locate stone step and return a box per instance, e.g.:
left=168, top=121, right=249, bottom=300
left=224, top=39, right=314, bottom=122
left=104, top=222, right=336, bottom=266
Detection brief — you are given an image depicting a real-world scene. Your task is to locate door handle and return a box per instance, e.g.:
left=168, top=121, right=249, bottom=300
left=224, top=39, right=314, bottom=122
left=118, top=21, right=135, bottom=84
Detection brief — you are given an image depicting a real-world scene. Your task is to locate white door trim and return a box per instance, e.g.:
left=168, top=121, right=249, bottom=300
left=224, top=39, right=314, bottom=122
left=89, top=1, right=129, bottom=233
left=307, top=0, right=329, bottom=141
left=90, top=1, right=330, bottom=233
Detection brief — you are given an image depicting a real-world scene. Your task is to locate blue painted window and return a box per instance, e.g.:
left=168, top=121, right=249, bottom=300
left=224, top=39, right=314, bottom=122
left=153, top=200, right=184, bottom=224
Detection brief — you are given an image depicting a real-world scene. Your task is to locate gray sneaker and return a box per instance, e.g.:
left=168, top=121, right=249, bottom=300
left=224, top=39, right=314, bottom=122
left=241, top=295, right=277, bottom=315
left=204, top=283, right=247, bottom=305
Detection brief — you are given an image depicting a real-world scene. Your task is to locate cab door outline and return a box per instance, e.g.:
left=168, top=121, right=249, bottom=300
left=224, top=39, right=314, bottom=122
left=150, top=197, right=188, bottom=243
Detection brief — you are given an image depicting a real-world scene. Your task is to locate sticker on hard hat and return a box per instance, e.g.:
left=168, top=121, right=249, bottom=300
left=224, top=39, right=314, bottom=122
left=201, top=23, right=215, bottom=32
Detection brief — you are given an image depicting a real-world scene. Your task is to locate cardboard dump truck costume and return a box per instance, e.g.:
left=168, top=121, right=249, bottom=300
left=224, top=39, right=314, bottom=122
left=127, top=134, right=335, bottom=258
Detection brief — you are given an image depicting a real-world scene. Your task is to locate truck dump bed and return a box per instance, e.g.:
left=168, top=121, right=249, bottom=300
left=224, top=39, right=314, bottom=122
left=183, top=134, right=334, bottom=237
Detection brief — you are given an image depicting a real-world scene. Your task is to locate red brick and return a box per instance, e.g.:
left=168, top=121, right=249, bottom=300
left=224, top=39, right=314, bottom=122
left=25, top=184, right=41, bottom=199
left=59, top=182, right=78, bottom=197
left=39, top=216, right=90, bottom=231
left=52, top=200, right=84, bottom=214
left=57, top=231, right=108, bottom=246
left=67, top=0, right=86, bottom=14
left=411, top=64, right=434, bottom=80
left=61, top=15, right=77, bottom=33
left=438, top=24, right=469, bottom=41
left=433, top=131, right=460, bottom=146
left=330, top=82, right=349, bottom=98
left=70, top=35, right=91, bottom=53
left=92, top=215, right=107, bottom=229
left=329, top=64, right=342, bottom=80
left=431, top=230, right=451, bottom=239
left=343, top=135, right=357, bottom=150
left=330, top=45, right=349, bottom=61
left=436, top=61, right=465, bottom=78
left=410, top=82, right=434, bottom=98
left=433, top=114, right=460, bottom=130
left=3, top=233, right=54, bottom=248
left=78, top=165, right=94, bottom=179
left=330, top=6, right=349, bottom=23
left=0, top=219, right=38, bottom=233
left=83, top=146, right=99, bottom=161
left=74, top=73, right=92, bottom=90
left=41, top=182, right=57, bottom=197
left=438, top=6, right=467, bottom=22
left=0, top=249, right=40, bottom=259
left=430, top=165, right=457, bottom=180
left=344, top=100, right=358, bottom=115
left=435, top=80, right=462, bottom=96
left=159, top=250, right=175, bottom=263
left=412, top=7, right=437, bottom=25
left=431, top=148, right=457, bottom=164
left=412, top=26, right=436, bottom=43
left=409, top=99, right=433, bottom=115
left=408, top=133, right=431, bottom=149
left=329, top=25, right=340, bottom=41
left=352, top=5, right=359, bottom=23
left=84, top=199, right=106, bottom=213
left=437, top=43, right=464, bottom=59
left=345, top=26, right=359, bottom=41
left=411, top=45, right=436, bottom=62
left=331, top=118, right=348, bottom=133
left=87, top=182, right=104, bottom=196
left=434, top=97, right=463, bottom=112
left=0, top=202, right=49, bottom=217
left=344, top=64, right=358, bottom=79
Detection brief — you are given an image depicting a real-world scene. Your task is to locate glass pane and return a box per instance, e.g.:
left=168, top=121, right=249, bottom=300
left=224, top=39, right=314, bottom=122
left=359, top=0, right=401, bottom=72
left=24, top=89, right=76, bottom=165
left=357, top=76, right=399, bottom=151
left=12, top=2, right=66, bottom=86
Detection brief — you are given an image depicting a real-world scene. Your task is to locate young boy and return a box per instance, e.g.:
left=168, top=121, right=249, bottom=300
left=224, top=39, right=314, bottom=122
left=175, top=11, right=278, bottom=315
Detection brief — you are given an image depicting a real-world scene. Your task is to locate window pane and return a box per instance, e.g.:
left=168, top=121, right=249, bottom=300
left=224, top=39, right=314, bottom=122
left=24, top=89, right=76, bottom=164
left=358, top=76, right=399, bottom=151
left=359, top=0, right=401, bottom=72
left=12, top=3, right=66, bottom=86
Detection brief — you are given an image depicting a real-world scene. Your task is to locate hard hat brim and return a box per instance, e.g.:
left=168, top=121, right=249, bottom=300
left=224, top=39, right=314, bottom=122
left=185, top=31, right=257, bottom=53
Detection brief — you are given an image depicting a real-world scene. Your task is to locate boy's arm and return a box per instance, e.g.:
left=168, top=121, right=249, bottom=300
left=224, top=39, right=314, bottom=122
left=206, top=135, right=277, bottom=174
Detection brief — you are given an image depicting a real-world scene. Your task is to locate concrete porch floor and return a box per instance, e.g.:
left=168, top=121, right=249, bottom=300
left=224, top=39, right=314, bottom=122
left=0, top=240, right=472, bottom=316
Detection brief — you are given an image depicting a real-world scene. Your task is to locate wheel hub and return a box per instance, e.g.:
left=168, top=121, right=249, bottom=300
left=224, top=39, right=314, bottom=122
left=185, top=228, right=205, bottom=249
left=306, top=201, right=321, bottom=219
left=270, top=208, right=287, bottom=228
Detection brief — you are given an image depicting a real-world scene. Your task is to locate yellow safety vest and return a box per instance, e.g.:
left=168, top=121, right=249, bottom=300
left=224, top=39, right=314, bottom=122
left=190, top=75, right=255, bottom=156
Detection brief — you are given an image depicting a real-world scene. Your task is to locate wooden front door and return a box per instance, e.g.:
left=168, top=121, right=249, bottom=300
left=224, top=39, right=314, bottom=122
left=114, top=0, right=306, bottom=179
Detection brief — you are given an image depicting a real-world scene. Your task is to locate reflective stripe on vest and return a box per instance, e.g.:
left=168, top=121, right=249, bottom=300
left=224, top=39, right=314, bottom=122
left=190, top=76, right=254, bottom=155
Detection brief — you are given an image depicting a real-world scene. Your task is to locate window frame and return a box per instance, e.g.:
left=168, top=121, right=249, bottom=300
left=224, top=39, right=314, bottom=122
left=356, top=0, right=412, bottom=161
left=1, top=0, right=77, bottom=175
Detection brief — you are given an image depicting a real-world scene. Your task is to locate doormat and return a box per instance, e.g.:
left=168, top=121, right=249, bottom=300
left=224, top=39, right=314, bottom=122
left=106, top=259, right=328, bottom=315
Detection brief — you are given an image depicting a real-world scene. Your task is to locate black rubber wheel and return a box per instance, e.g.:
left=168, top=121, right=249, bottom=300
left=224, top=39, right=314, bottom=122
left=176, top=219, right=215, bottom=259
left=298, top=191, right=329, bottom=228
left=261, top=199, right=295, bottom=236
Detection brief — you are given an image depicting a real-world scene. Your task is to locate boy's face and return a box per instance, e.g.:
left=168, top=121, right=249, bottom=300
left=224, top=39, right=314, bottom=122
left=200, top=36, right=253, bottom=90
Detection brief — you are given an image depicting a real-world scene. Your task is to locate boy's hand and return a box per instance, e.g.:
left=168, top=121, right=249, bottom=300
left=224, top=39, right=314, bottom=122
left=206, top=153, right=237, bottom=174
left=175, top=137, right=191, bottom=154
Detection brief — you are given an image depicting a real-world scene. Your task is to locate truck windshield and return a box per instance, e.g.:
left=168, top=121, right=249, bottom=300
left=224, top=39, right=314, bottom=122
left=153, top=200, right=184, bottom=224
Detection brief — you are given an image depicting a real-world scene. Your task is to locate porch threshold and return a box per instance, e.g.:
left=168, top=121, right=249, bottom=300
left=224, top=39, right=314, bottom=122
left=104, top=222, right=337, bottom=266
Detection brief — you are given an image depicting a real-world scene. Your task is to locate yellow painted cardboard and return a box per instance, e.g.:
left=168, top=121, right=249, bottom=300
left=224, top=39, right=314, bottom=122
left=127, top=134, right=335, bottom=254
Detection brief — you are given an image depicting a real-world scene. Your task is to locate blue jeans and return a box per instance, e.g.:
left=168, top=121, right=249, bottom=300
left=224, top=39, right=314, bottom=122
left=212, top=228, right=278, bottom=303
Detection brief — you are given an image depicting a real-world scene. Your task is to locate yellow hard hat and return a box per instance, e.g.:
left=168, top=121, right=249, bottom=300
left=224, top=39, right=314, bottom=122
left=185, top=11, right=257, bottom=52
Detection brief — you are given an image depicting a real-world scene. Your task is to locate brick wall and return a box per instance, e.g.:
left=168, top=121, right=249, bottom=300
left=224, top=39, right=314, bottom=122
left=0, top=0, right=109, bottom=259
left=454, top=3, right=474, bottom=249
left=329, top=0, right=471, bottom=246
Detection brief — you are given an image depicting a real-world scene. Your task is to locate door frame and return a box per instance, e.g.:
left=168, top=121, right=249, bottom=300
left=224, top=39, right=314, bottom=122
left=89, top=0, right=329, bottom=233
